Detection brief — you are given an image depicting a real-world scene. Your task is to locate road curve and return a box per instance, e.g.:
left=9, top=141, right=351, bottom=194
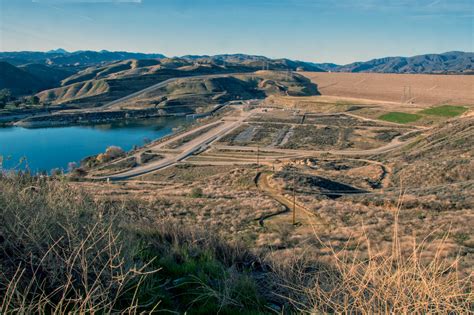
left=98, top=72, right=254, bottom=111
left=98, top=108, right=259, bottom=180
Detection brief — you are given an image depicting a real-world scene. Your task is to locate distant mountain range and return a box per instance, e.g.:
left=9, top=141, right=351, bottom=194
left=0, top=50, right=165, bottom=68
left=0, top=50, right=472, bottom=97
left=0, top=49, right=471, bottom=74
left=333, top=51, right=473, bottom=74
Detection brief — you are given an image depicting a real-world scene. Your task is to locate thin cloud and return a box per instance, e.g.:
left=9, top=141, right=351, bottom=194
left=32, top=0, right=142, bottom=3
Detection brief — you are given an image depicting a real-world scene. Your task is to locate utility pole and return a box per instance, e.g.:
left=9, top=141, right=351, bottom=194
left=292, top=167, right=296, bottom=225
left=256, top=146, right=260, bottom=167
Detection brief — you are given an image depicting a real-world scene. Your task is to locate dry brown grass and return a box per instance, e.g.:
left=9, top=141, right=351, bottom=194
left=270, top=202, right=473, bottom=314
left=1, top=173, right=471, bottom=313
left=0, top=174, right=159, bottom=313
left=302, top=72, right=474, bottom=106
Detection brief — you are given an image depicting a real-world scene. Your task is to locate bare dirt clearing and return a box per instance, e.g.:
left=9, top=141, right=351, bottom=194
left=301, top=72, right=474, bottom=106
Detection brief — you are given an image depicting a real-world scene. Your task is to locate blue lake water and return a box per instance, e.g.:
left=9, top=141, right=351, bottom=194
left=0, top=117, right=191, bottom=173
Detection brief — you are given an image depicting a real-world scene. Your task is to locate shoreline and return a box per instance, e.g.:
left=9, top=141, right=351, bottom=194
left=13, top=108, right=186, bottom=128
left=11, top=102, right=231, bottom=128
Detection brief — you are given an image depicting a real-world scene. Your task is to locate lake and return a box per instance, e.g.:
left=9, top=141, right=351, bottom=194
left=0, top=117, right=191, bottom=173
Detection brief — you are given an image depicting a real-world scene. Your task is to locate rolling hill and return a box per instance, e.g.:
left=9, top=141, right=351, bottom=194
left=19, top=64, right=73, bottom=89
left=0, top=61, right=75, bottom=96
left=35, top=56, right=323, bottom=107
left=111, top=70, right=319, bottom=113
left=0, top=62, right=46, bottom=95
left=36, top=61, right=244, bottom=107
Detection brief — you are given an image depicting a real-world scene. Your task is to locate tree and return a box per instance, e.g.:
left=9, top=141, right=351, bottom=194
left=0, top=89, right=12, bottom=108
left=28, top=95, right=40, bottom=106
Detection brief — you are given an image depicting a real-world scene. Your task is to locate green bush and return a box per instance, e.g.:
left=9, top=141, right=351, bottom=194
left=190, top=187, right=204, bottom=198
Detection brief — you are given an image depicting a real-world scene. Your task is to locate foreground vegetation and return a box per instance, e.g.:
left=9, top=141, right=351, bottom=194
left=0, top=173, right=471, bottom=313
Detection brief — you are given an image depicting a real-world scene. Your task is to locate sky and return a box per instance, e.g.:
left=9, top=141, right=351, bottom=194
left=0, top=0, right=472, bottom=64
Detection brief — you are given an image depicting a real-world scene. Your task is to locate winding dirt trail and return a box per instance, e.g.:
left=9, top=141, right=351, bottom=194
left=256, top=172, right=328, bottom=228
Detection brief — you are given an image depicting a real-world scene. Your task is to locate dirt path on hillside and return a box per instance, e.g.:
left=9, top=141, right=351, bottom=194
left=256, top=172, right=328, bottom=229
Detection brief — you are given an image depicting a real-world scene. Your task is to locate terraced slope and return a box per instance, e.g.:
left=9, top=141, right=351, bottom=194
left=35, top=63, right=234, bottom=108
left=37, top=80, right=110, bottom=105
left=61, top=59, right=161, bottom=86
left=112, top=71, right=319, bottom=113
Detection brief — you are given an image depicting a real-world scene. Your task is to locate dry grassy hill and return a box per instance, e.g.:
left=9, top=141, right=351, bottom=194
left=61, top=59, right=161, bottom=86
left=386, top=115, right=473, bottom=188
left=111, top=71, right=319, bottom=113
left=35, top=61, right=234, bottom=107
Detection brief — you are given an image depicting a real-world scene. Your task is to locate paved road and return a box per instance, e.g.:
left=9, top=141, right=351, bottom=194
left=99, top=107, right=261, bottom=180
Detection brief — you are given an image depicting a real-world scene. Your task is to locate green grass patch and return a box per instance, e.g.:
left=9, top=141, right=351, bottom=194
left=379, top=112, right=422, bottom=124
left=419, top=105, right=468, bottom=117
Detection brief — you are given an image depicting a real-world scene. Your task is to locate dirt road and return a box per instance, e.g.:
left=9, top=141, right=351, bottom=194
left=256, top=172, right=326, bottom=228
left=213, top=128, right=423, bottom=157
left=98, top=107, right=264, bottom=180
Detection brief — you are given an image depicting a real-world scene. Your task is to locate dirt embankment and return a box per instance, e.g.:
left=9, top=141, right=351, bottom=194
left=302, top=72, right=474, bottom=106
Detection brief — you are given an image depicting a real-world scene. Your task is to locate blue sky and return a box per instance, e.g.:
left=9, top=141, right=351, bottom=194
left=0, top=0, right=472, bottom=64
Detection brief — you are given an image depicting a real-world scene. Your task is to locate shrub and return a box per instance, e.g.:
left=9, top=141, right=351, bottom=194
left=96, top=146, right=125, bottom=164
left=190, top=187, right=204, bottom=198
